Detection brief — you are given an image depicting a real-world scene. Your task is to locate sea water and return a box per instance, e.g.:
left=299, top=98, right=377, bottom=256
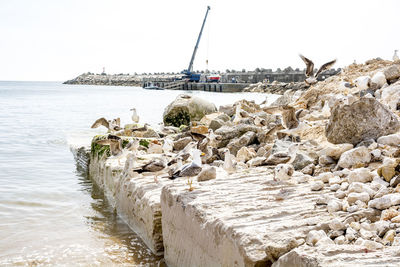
left=0, top=81, right=277, bottom=266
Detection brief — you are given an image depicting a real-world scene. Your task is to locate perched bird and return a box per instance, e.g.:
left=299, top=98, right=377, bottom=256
left=131, top=108, right=139, bottom=123
left=222, top=148, right=236, bottom=174
left=91, top=117, right=122, bottom=132
left=123, top=151, right=137, bottom=177
left=393, top=50, right=399, bottom=61
left=169, top=149, right=202, bottom=180
left=95, top=135, right=123, bottom=156
left=125, top=139, right=140, bottom=151
left=167, top=141, right=197, bottom=166
left=299, top=54, right=336, bottom=85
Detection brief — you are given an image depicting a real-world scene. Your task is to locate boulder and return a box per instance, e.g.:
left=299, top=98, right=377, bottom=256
left=347, top=168, right=374, bottom=183
left=173, top=137, right=192, bottom=151
left=292, top=152, right=315, bottom=170
left=325, top=98, right=400, bottom=145
left=163, top=94, right=217, bottom=127
left=318, top=143, right=353, bottom=160
left=337, top=147, right=371, bottom=169
left=369, top=194, right=400, bottom=210
left=218, top=104, right=235, bottom=117
left=354, top=76, right=371, bottom=90
left=384, top=64, right=400, bottom=81
left=380, top=82, right=400, bottom=110
left=377, top=133, right=400, bottom=146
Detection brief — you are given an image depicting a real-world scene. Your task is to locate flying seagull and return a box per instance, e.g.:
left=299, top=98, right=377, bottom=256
left=91, top=117, right=122, bottom=132
left=95, top=134, right=123, bottom=156
left=131, top=108, right=140, bottom=123
left=299, top=54, right=336, bottom=85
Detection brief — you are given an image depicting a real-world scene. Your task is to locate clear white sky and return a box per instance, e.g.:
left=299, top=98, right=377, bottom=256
left=0, top=0, right=399, bottom=81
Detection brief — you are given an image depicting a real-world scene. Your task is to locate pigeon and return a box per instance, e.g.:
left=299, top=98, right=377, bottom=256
left=91, top=117, right=122, bottom=132
left=299, top=54, right=336, bottom=85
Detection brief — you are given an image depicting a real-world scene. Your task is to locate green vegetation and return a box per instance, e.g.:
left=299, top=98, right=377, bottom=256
left=164, top=110, right=190, bottom=127
left=91, top=135, right=110, bottom=159
left=139, top=139, right=150, bottom=148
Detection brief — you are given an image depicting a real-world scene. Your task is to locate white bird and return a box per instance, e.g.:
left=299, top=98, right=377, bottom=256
left=131, top=108, right=139, bottom=123
left=223, top=148, right=236, bottom=174
left=299, top=54, right=336, bottom=85
left=123, top=151, right=137, bottom=177
left=91, top=117, right=121, bottom=132
left=393, top=50, right=399, bottom=61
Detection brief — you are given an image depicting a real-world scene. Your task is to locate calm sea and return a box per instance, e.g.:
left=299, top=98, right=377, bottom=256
left=0, top=81, right=276, bottom=266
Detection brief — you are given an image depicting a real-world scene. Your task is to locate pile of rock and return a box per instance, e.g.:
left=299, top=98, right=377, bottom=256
left=89, top=58, right=400, bottom=265
left=243, top=81, right=308, bottom=94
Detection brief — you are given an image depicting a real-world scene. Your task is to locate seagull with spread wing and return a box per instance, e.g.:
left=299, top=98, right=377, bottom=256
left=91, top=117, right=122, bottom=132
left=299, top=54, right=336, bottom=85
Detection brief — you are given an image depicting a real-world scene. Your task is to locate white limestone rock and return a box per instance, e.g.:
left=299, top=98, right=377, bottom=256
left=380, top=83, right=400, bottom=110
left=317, top=172, right=334, bottom=183
left=348, top=182, right=375, bottom=197
left=377, top=133, right=400, bottom=146
left=311, top=181, right=324, bottom=191
left=327, top=199, right=342, bottom=213
left=274, top=164, right=294, bottom=181
left=368, top=194, right=400, bottom=210
left=347, top=168, right=374, bottom=183
left=306, top=230, right=329, bottom=246
left=318, top=143, right=353, bottom=160
left=371, top=71, right=387, bottom=89
left=329, top=218, right=346, bottom=231
left=354, top=76, right=371, bottom=90
left=347, top=192, right=370, bottom=205
left=337, top=147, right=371, bottom=169
left=236, top=146, right=255, bottom=163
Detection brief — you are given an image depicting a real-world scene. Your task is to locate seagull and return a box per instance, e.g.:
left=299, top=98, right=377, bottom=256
left=91, top=117, right=122, bottom=132
left=169, top=149, right=202, bottom=191
left=167, top=141, right=198, bottom=166
left=222, top=148, right=236, bottom=174
left=131, top=108, right=139, bottom=123
left=299, top=54, right=336, bottom=85
left=95, top=135, right=123, bottom=156
left=123, top=151, right=137, bottom=177
left=274, top=163, right=294, bottom=181
left=394, top=50, right=399, bottom=61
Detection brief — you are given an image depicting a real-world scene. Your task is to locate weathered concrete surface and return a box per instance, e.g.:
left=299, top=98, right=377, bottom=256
left=89, top=154, right=165, bottom=256
left=161, top=168, right=334, bottom=267
left=272, top=244, right=400, bottom=267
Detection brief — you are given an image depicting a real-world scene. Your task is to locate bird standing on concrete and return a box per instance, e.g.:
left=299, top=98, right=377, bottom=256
left=131, top=108, right=139, bottom=123
left=299, top=54, right=336, bottom=85
left=169, top=149, right=203, bottom=191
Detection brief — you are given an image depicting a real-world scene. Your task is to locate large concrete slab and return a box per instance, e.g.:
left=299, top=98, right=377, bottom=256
left=160, top=167, right=334, bottom=267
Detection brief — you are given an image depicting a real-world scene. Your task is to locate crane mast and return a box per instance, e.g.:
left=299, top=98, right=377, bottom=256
left=183, top=6, right=210, bottom=82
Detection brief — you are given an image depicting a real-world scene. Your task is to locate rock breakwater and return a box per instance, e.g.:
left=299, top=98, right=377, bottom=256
left=82, top=58, right=400, bottom=266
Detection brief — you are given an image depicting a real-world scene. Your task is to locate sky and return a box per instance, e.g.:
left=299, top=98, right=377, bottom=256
left=0, top=0, right=399, bottom=81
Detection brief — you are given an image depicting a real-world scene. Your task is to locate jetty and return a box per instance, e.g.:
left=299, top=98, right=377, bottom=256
left=72, top=58, right=400, bottom=266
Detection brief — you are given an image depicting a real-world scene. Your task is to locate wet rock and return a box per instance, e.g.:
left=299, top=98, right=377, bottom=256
left=326, top=98, right=400, bottom=145
left=226, top=131, right=256, bottom=155
left=173, top=137, right=192, bottom=151
left=337, top=147, right=371, bottom=169
left=197, top=166, right=217, bottom=182
left=163, top=94, right=217, bottom=127
left=368, top=194, right=400, bottom=210
left=384, top=64, right=400, bottom=81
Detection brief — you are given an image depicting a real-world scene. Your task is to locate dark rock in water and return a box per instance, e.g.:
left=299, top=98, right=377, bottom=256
left=325, top=98, right=400, bottom=145
left=163, top=94, right=217, bottom=127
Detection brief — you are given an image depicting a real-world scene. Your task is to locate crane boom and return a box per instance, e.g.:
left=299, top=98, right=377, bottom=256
left=187, top=6, right=210, bottom=74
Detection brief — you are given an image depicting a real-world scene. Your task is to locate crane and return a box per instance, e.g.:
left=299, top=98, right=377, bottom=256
left=182, top=6, right=211, bottom=82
